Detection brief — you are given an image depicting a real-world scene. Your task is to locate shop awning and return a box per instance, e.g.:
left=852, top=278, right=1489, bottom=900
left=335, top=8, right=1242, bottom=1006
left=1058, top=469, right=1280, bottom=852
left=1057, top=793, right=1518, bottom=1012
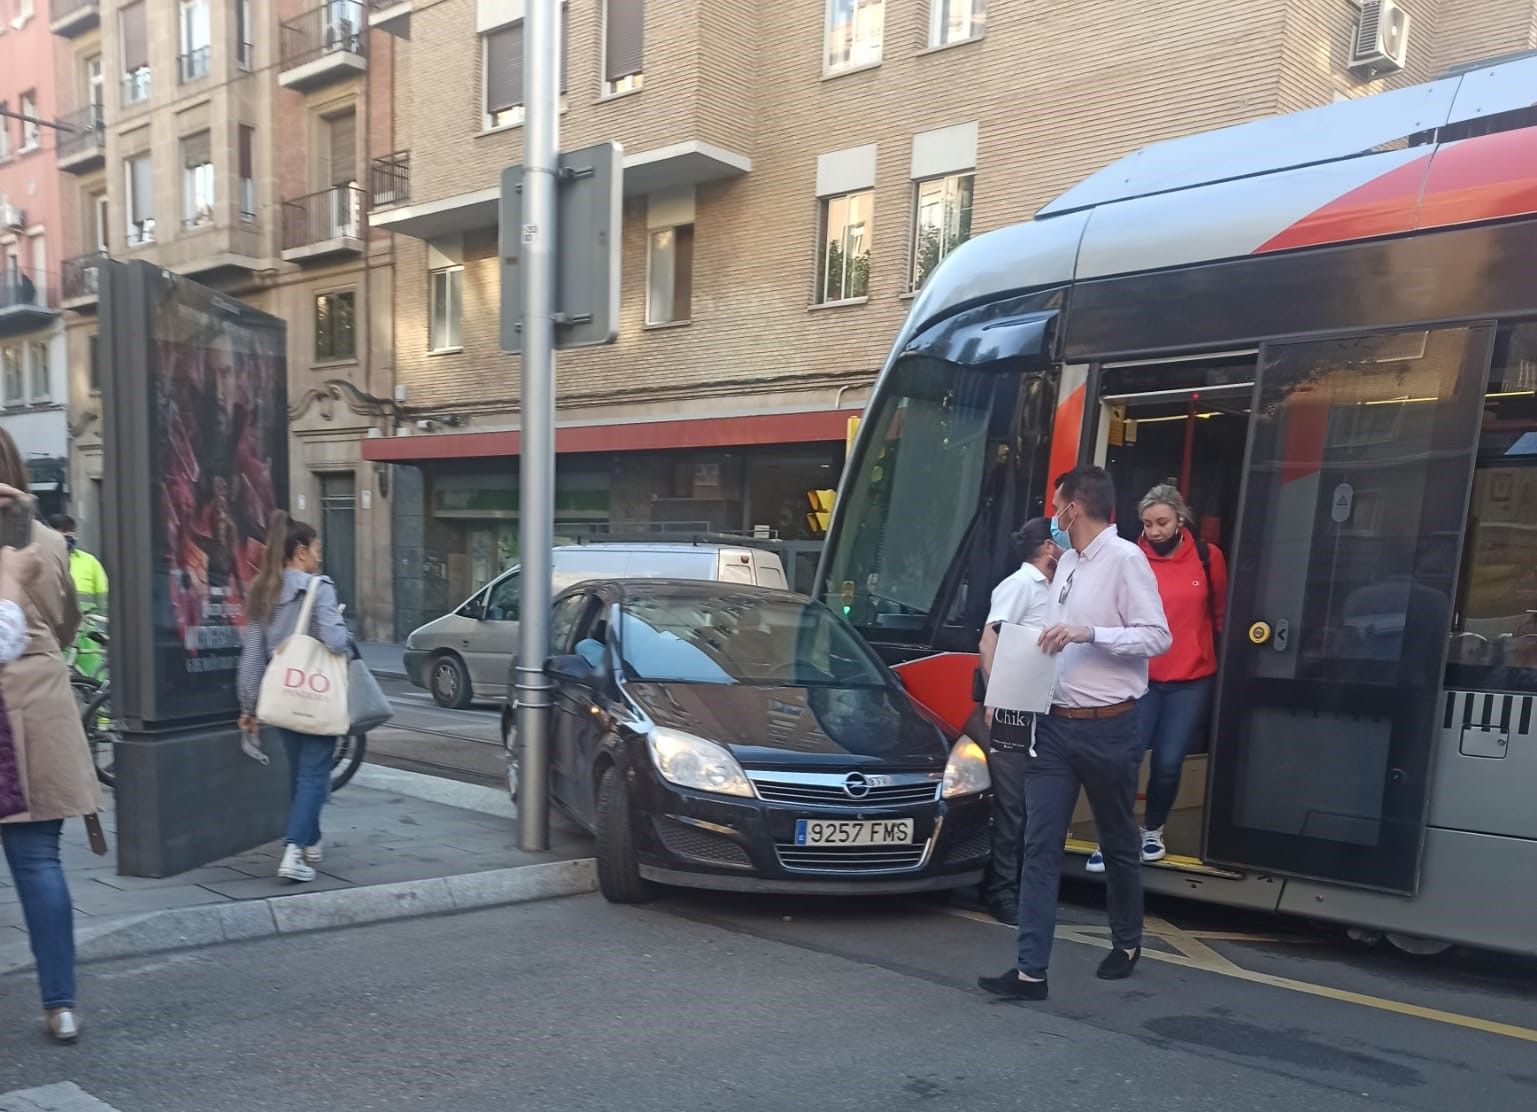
left=363, top=408, right=857, bottom=464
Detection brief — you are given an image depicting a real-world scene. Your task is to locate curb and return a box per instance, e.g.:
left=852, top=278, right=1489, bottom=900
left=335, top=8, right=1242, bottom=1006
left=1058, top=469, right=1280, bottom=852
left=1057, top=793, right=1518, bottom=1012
left=0, top=858, right=596, bottom=977
left=348, top=763, right=514, bottom=818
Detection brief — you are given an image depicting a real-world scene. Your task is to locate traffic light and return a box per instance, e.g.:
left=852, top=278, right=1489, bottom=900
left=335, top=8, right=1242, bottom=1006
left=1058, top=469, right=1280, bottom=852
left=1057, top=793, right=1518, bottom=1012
left=806, top=489, right=836, bottom=535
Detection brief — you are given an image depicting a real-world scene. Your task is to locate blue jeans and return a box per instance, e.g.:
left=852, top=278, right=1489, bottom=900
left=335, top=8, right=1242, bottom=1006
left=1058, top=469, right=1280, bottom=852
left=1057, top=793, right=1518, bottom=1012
left=1138, top=676, right=1216, bottom=832
left=1, top=820, right=76, bottom=1010
left=282, top=729, right=333, bottom=848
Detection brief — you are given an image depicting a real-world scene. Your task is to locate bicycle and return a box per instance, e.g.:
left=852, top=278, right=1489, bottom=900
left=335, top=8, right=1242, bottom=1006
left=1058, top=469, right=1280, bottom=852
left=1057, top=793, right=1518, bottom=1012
left=331, top=731, right=366, bottom=791
left=65, top=617, right=115, bottom=788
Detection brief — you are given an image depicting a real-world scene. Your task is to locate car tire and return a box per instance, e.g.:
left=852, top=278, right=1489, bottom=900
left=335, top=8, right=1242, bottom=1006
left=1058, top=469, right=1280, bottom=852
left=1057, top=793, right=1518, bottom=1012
left=595, top=765, right=653, bottom=904
left=429, top=654, right=473, bottom=709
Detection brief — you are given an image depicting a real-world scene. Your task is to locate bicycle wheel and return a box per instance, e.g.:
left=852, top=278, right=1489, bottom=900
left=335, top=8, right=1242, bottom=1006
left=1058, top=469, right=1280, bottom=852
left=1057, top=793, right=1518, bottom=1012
left=77, top=681, right=116, bottom=787
left=331, top=733, right=366, bottom=791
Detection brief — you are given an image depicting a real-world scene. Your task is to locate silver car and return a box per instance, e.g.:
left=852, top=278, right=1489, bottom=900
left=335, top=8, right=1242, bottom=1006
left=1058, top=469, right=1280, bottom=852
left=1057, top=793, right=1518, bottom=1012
left=403, top=542, right=789, bottom=707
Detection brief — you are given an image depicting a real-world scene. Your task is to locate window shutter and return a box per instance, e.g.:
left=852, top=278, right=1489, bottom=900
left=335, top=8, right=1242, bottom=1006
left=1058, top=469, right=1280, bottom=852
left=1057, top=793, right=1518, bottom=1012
left=239, top=126, right=254, bottom=179
left=122, top=3, right=149, bottom=72
left=182, top=131, right=211, bottom=170
left=605, top=0, right=644, bottom=82
left=130, top=156, right=154, bottom=223
left=486, top=24, right=524, bottom=112
left=328, top=112, right=357, bottom=187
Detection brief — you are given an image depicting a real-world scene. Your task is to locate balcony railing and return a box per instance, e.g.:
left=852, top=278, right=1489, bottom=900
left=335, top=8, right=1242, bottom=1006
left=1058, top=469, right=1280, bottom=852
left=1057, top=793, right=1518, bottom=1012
left=56, top=105, right=106, bottom=167
left=281, top=2, right=367, bottom=71
left=179, top=46, right=212, bottom=84
left=370, top=151, right=409, bottom=208
left=61, top=254, right=107, bottom=304
left=282, top=185, right=365, bottom=254
left=122, top=68, right=152, bottom=106
left=0, top=272, right=60, bottom=333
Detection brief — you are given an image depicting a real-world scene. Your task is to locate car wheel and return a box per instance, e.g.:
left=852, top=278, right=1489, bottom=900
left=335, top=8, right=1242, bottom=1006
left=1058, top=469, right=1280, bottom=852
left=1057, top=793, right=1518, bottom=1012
left=429, top=654, right=472, bottom=709
left=595, top=765, right=653, bottom=904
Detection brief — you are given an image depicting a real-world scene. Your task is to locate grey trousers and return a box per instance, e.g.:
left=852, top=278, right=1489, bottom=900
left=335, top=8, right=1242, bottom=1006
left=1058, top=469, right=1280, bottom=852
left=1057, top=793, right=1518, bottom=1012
left=1016, top=710, right=1144, bottom=976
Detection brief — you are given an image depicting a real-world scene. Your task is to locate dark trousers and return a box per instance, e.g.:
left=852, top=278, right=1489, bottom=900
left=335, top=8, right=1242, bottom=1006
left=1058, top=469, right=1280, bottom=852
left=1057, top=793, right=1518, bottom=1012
left=1016, top=711, right=1143, bottom=976
left=983, top=746, right=1029, bottom=907
left=1138, top=676, right=1215, bottom=832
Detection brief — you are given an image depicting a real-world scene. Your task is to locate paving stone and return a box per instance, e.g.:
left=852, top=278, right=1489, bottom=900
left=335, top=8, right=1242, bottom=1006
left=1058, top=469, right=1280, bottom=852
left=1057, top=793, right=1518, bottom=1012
left=194, top=873, right=353, bottom=901
left=89, top=866, right=253, bottom=892
left=0, top=1082, right=124, bottom=1111
left=67, top=883, right=230, bottom=918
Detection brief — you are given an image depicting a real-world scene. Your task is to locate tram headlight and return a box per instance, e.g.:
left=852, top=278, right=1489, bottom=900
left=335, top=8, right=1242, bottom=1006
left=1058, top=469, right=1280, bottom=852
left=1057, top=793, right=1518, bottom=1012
left=942, top=735, right=991, bottom=798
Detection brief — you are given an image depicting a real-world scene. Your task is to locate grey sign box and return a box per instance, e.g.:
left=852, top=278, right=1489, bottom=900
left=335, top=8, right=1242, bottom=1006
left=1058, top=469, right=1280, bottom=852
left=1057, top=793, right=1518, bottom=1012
left=500, top=140, right=623, bottom=352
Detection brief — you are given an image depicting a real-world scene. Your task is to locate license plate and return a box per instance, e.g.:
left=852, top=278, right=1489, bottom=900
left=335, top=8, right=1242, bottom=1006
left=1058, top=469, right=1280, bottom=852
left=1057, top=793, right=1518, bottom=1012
left=794, top=818, right=914, bottom=846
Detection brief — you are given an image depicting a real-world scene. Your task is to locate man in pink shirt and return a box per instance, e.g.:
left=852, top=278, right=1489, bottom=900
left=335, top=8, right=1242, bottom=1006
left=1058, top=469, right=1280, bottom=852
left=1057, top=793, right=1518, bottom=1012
left=979, top=466, right=1171, bottom=1001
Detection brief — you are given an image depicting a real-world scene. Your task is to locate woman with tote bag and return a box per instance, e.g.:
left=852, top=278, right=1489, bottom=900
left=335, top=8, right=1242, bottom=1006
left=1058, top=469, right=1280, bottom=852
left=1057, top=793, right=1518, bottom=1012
left=237, top=512, right=350, bottom=883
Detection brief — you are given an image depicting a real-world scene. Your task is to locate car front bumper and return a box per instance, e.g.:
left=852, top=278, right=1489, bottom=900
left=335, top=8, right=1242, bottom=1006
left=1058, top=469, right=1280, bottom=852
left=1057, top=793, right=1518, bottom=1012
left=403, top=649, right=430, bottom=689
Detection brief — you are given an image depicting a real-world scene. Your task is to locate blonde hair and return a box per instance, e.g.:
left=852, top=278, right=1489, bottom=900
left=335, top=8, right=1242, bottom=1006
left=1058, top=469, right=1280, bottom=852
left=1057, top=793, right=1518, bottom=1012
left=1139, top=481, right=1192, bottom=524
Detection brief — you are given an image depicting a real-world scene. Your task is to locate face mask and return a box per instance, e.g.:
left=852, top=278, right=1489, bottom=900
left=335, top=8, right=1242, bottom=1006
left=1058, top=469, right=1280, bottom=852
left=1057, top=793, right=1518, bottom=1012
left=1050, top=506, right=1074, bottom=551
left=1148, top=530, right=1181, bottom=557
left=65, top=535, right=78, bottom=553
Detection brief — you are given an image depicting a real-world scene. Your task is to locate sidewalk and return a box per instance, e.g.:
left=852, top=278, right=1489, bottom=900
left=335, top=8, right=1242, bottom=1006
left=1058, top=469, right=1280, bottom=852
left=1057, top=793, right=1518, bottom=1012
left=0, top=767, right=593, bottom=974
left=358, top=641, right=408, bottom=679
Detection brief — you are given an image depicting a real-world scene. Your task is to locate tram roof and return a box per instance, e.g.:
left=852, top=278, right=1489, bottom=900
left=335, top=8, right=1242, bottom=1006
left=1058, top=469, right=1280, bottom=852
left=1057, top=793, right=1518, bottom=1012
left=902, top=53, right=1537, bottom=346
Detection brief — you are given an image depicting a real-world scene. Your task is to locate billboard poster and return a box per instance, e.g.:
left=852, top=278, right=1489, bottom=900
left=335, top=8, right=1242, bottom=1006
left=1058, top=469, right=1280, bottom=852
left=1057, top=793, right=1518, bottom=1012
left=147, top=277, right=288, bottom=722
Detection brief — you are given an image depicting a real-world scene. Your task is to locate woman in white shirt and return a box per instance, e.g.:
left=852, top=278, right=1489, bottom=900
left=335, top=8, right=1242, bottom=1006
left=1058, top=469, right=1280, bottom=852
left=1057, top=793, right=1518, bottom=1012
left=976, top=518, right=1060, bottom=925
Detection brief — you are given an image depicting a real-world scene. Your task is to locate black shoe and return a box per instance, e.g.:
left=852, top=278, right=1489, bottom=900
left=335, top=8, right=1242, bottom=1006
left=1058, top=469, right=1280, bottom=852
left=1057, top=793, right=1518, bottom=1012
left=977, top=969, right=1048, bottom=1000
left=1097, top=947, right=1141, bottom=980
left=985, top=900, right=1019, bottom=927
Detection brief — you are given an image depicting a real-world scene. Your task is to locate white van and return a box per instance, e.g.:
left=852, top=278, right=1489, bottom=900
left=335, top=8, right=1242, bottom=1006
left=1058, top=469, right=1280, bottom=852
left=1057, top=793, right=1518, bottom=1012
left=403, top=542, right=788, bottom=707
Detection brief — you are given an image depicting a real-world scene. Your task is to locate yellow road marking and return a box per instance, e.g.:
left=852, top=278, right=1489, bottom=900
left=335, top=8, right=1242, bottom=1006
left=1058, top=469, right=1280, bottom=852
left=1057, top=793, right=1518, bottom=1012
left=942, top=908, right=1537, bottom=1044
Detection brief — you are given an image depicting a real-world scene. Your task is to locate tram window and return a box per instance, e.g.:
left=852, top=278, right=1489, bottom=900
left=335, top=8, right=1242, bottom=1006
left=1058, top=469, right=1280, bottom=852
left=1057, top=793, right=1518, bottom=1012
left=1446, top=322, right=1537, bottom=694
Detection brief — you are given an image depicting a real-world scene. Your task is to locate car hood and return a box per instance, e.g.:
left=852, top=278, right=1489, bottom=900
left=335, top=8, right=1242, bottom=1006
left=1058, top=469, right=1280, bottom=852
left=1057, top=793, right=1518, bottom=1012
left=623, top=682, right=949, bottom=769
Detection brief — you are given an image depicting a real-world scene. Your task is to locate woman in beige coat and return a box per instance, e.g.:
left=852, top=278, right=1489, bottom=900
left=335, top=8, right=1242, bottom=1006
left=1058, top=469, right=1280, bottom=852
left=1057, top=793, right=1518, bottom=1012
left=0, top=432, right=102, bottom=1044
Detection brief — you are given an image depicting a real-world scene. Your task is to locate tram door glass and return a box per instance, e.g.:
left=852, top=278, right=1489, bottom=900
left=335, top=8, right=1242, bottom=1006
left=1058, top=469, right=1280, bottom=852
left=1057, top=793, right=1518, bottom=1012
left=1206, top=325, right=1494, bottom=894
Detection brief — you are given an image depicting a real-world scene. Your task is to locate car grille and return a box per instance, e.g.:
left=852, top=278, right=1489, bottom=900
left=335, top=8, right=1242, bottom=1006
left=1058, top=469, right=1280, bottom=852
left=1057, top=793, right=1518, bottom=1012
left=945, top=827, right=992, bottom=863
left=653, top=818, right=752, bottom=868
left=749, top=773, right=940, bottom=809
left=775, top=841, right=930, bottom=873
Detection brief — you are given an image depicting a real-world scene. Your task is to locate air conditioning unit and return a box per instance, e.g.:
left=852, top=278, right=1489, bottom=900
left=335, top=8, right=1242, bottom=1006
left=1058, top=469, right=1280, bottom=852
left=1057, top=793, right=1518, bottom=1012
left=0, top=204, right=24, bottom=230
left=1350, top=0, right=1411, bottom=74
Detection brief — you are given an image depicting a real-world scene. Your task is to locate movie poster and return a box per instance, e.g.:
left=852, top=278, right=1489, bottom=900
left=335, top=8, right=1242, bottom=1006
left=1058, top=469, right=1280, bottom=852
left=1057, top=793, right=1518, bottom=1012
left=148, top=281, right=288, bottom=722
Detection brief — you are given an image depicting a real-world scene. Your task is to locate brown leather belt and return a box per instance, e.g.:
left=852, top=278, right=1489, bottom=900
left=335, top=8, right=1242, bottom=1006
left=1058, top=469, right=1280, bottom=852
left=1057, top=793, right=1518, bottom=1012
left=1049, top=699, right=1136, bottom=720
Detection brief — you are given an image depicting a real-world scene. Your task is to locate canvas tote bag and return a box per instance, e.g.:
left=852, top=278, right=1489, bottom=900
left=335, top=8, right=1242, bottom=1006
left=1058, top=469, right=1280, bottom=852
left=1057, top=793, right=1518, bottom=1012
left=256, top=581, right=351, bottom=736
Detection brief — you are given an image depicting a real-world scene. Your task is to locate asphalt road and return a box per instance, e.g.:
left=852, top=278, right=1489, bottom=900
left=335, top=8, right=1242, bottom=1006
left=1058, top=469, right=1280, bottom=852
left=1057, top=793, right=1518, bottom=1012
left=7, top=891, right=1534, bottom=1112
left=362, top=677, right=505, bottom=786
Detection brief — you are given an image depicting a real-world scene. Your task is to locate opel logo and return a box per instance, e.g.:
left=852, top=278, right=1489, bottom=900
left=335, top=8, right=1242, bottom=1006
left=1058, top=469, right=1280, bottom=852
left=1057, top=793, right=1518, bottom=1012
left=842, top=773, right=872, bottom=799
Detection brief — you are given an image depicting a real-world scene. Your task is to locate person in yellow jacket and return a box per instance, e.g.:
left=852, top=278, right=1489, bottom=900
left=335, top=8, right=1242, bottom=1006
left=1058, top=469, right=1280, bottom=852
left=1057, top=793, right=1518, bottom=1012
left=48, top=516, right=108, bottom=680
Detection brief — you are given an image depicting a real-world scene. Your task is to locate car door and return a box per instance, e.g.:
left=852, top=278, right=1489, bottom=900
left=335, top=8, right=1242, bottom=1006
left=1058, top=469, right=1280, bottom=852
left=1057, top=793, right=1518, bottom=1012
left=560, top=597, right=618, bottom=829
left=464, top=569, right=521, bottom=693
left=544, top=591, right=590, bottom=814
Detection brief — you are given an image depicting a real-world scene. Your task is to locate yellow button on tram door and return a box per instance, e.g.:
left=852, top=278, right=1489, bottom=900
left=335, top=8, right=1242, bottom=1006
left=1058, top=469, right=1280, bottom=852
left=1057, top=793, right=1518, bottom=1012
left=1248, top=621, right=1272, bottom=646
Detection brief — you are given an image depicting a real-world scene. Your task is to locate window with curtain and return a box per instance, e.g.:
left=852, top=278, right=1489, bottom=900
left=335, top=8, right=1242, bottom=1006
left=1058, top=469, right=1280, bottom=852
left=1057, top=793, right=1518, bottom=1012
left=19, top=93, right=39, bottom=151
left=604, top=0, right=645, bottom=95
left=430, top=267, right=463, bottom=352
left=121, top=2, right=151, bottom=103
left=930, top=0, right=986, bottom=47
left=179, top=0, right=211, bottom=83
left=126, top=153, right=155, bottom=244
left=182, top=132, right=214, bottom=227
left=483, top=10, right=568, bottom=130
left=239, top=126, right=256, bottom=222
left=824, top=0, right=884, bottom=73
left=2, top=350, right=22, bottom=408
left=28, top=341, right=48, bottom=402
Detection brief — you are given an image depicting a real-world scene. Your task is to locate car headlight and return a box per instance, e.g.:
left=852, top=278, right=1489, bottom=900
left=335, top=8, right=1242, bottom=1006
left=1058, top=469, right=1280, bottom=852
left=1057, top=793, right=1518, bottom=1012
left=942, top=735, right=991, bottom=798
left=647, top=727, right=754, bottom=798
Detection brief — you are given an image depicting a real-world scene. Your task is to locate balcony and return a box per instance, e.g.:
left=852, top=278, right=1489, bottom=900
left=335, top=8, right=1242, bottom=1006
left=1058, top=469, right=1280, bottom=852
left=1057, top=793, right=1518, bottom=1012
left=282, top=186, right=366, bottom=262
left=121, top=68, right=152, bottom=108
left=56, top=106, right=106, bottom=174
left=50, top=0, right=100, bottom=37
left=370, top=152, right=410, bottom=208
left=280, top=2, right=368, bottom=91
left=179, top=47, right=212, bottom=85
left=61, top=254, right=107, bottom=312
left=0, top=273, right=60, bottom=336
left=368, top=0, right=411, bottom=38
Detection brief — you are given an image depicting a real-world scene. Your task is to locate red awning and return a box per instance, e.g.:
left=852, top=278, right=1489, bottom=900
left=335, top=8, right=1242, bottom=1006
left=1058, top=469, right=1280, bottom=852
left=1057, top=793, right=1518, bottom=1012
left=362, top=409, right=855, bottom=463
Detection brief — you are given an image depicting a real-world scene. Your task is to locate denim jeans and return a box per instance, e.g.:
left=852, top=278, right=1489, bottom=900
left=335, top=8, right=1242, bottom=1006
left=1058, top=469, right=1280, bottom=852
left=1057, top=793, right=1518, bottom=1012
left=1, top=819, right=76, bottom=1010
left=1138, top=676, right=1216, bottom=832
left=282, top=729, right=334, bottom=848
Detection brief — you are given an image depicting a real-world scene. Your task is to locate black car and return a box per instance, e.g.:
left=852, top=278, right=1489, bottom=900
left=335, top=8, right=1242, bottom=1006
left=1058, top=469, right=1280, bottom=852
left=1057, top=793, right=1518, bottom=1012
left=501, top=579, right=992, bottom=902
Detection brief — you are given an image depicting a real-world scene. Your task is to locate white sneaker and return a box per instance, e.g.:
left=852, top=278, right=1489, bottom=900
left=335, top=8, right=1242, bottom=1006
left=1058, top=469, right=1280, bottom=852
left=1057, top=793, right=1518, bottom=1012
left=302, top=840, right=323, bottom=865
left=1141, top=828, right=1167, bottom=863
left=1085, top=847, right=1106, bottom=874
left=278, top=844, right=317, bottom=883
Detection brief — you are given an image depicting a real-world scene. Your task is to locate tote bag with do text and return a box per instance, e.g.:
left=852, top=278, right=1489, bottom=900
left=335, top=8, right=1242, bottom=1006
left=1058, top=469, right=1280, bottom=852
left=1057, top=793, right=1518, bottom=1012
left=256, top=581, right=351, bottom=736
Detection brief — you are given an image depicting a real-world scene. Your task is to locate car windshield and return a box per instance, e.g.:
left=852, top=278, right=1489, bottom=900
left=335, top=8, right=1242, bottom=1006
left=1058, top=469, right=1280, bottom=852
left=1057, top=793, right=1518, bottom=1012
left=619, top=595, right=888, bottom=687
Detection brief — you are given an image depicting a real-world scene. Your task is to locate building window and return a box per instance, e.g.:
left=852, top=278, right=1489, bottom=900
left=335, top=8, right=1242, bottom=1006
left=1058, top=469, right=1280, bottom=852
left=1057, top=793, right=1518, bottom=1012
left=315, top=291, right=356, bottom=362
left=89, top=333, right=101, bottom=394
left=603, top=0, right=645, bottom=96
left=179, top=0, right=212, bottom=83
left=126, top=153, right=155, bottom=245
left=911, top=173, right=973, bottom=289
left=239, top=126, right=256, bottom=222
left=19, top=92, right=39, bottom=152
left=646, top=224, right=693, bottom=326
left=86, top=55, right=105, bottom=111
left=482, top=11, right=567, bottom=130
left=28, top=340, right=48, bottom=402
left=0, top=102, right=11, bottom=162
left=429, top=267, right=463, bottom=352
left=1, top=349, right=21, bottom=408
left=236, top=0, right=254, bottom=71
left=930, top=0, right=985, bottom=47
left=816, top=190, right=873, bottom=304
left=825, top=0, right=884, bottom=74
left=182, top=132, right=214, bottom=228
left=121, top=2, right=151, bottom=105
left=91, top=192, right=109, bottom=253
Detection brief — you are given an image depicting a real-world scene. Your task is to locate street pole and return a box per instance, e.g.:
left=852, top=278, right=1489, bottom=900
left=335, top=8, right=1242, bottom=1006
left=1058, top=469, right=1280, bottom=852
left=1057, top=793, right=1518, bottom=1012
left=515, top=0, right=559, bottom=852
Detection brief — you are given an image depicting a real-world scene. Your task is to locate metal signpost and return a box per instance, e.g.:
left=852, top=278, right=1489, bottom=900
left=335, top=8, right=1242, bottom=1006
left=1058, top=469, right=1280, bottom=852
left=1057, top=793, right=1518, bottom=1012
left=502, top=0, right=622, bottom=852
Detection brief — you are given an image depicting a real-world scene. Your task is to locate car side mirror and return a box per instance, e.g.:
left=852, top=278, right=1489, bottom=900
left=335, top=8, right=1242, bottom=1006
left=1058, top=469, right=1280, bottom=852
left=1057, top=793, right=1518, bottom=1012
left=461, top=597, right=486, bottom=621
left=545, top=654, right=599, bottom=685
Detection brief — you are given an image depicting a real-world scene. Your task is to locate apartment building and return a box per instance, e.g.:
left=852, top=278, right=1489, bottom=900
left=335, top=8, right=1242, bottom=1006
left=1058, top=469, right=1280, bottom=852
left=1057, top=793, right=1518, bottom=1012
left=363, top=0, right=1537, bottom=636
left=0, top=0, right=69, bottom=517
left=53, top=0, right=398, bottom=638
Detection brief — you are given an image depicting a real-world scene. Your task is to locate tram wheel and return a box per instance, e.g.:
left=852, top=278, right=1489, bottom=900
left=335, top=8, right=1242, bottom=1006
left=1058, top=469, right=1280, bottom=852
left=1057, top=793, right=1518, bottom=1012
left=1383, top=932, right=1453, bottom=957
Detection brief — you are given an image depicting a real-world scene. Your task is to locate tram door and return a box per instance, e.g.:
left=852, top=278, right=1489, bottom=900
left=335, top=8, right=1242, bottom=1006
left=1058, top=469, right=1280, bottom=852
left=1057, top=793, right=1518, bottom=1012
left=1206, top=325, right=1494, bottom=894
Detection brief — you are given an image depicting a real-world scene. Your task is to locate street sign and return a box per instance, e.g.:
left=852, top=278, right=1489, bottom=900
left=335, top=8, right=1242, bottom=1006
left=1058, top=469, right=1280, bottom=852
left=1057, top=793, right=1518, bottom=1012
left=500, top=140, right=623, bottom=352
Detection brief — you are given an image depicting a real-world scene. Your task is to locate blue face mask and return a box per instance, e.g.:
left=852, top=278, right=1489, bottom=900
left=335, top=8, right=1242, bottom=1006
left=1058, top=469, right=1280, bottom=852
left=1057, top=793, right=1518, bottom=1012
left=1050, top=507, right=1074, bottom=551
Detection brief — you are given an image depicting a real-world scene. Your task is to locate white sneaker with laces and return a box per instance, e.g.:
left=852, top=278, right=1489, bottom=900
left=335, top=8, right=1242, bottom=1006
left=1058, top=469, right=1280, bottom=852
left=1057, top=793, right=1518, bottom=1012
left=278, top=843, right=317, bottom=883
left=1141, top=828, right=1167, bottom=863
left=1085, top=847, right=1106, bottom=874
left=302, top=840, right=323, bottom=865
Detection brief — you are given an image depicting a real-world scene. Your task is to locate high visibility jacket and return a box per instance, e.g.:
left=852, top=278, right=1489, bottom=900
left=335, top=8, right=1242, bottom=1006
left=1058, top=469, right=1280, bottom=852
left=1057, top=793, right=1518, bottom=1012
left=70, top=548, right=109, bottom=615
